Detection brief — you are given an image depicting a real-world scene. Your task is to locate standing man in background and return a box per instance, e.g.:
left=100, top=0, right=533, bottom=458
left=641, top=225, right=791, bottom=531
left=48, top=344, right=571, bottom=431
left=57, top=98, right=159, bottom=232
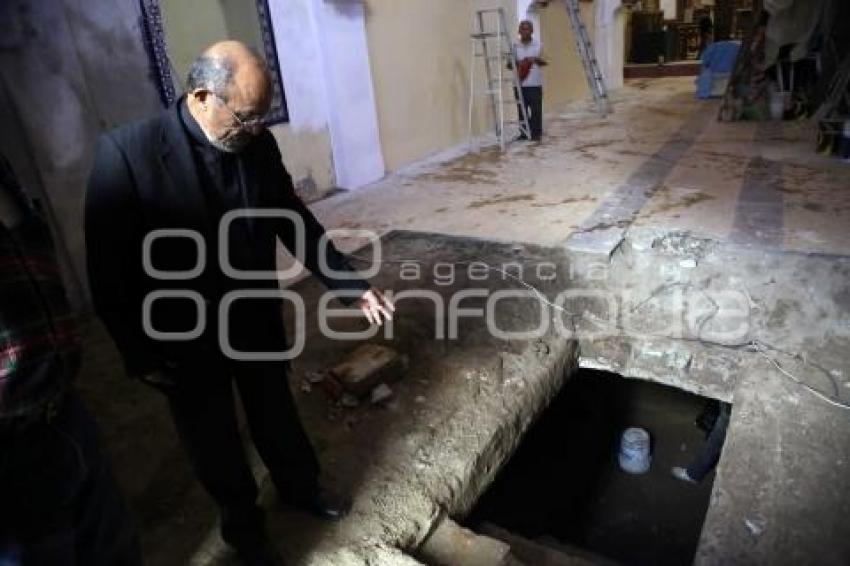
left=0, top=154, right=141, bottom=565
left=515, top=19, right=547, bottom=142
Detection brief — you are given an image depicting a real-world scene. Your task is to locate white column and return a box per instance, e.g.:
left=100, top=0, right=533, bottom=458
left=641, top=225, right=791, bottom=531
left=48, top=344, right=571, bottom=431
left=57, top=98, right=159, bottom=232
left=268, top=0, right=385, bottom=189
left=268, top=0, right=329, bottom=131
left=310, top=0, right=385, bottom=189
left=516, top=0, right=540, bottom=29
left=595, top=0, right=624, bottom=90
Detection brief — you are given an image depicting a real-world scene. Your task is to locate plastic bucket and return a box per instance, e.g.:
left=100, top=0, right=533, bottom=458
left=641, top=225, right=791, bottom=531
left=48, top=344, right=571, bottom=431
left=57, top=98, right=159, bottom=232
left=618, top=427, right=651, bottom=474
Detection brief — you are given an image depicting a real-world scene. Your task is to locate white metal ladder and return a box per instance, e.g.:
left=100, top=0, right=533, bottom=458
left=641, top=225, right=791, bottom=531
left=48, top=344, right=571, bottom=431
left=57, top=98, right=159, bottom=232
left=563, top=0, right=610, bottom=114
left=468, top=7, right=531, bottom=151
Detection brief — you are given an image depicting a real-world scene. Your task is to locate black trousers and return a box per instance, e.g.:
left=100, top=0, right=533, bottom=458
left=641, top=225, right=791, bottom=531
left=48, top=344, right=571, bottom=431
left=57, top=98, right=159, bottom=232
left=517, top=86, right=543, bottom=140
left=0, top=390, right=142, bottom=565
left=164, top=357, right=319, bottom=547
left=687, top=403, right=731, bottom=482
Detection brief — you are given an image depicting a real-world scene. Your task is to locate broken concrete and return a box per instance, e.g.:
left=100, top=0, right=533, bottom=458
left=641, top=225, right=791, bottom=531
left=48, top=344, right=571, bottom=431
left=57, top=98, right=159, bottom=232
left=566, top=225, right=850, bottom=564
left=80, top=221, right=850, bottom=565
left=80, top=231, right=579, bottom=565
left=697, top=361, right=850, bottom=566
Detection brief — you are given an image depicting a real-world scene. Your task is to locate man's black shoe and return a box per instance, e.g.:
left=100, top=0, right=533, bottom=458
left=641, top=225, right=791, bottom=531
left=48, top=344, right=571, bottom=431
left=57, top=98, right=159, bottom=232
left=280, top=489, right=351, bottom=521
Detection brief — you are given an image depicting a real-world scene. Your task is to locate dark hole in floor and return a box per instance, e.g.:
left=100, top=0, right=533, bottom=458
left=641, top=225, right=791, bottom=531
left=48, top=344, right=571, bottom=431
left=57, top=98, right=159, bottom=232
left=466, top=369, right=729, bottom=566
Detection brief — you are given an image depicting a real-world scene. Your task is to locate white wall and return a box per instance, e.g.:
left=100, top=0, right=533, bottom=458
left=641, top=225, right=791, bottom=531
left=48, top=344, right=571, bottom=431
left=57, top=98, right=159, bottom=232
left=0, top=0, right=164, bottom=306
left=268, top=0, right=385, bottom=190
left=596, top=0, right=625, bottom=90
left=519, top=0, right=625, bottom=92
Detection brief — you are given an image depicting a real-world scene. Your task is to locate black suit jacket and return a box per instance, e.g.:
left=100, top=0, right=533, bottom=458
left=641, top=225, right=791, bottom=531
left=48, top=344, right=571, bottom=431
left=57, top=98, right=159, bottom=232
left=85, top=103, right=369, bottom=377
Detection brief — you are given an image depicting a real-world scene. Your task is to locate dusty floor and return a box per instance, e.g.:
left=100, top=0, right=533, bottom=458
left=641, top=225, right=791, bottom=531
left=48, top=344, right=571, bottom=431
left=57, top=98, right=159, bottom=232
left=308, top=77, right=850, bottom=257
left=79, top=77, right=850, bottom=565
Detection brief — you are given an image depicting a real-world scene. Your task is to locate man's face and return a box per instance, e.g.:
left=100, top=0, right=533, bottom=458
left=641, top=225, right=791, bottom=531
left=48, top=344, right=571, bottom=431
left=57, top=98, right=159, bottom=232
left=519, top=21, right=533, bottom=41
left=193, top=71, right=272, bottom=153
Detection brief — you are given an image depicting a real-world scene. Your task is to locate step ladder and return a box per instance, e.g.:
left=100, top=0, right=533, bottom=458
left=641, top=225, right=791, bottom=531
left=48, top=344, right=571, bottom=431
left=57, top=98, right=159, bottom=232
left=468, top=8, right=531, bottom=151
left=562, top=0, right=610, bottom=115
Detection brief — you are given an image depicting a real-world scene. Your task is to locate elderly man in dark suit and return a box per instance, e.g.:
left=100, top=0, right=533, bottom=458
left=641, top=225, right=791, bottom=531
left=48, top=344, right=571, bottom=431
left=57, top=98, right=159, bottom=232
left=85, top=41, right=393, bottom=565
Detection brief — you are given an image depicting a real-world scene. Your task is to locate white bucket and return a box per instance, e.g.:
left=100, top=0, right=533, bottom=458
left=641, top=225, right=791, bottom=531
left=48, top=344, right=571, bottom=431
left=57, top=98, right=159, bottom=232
left=618, top=427, right=651, bottom=474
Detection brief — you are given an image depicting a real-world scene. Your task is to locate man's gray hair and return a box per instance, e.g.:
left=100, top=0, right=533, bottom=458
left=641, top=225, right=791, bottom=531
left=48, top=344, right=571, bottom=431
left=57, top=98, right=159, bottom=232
left=186, top=55, right=234, bottom=100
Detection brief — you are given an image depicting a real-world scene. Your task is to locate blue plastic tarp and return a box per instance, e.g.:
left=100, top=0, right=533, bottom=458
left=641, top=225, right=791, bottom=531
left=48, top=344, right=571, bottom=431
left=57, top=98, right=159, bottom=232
left=696, top=40, right=742, bottom=99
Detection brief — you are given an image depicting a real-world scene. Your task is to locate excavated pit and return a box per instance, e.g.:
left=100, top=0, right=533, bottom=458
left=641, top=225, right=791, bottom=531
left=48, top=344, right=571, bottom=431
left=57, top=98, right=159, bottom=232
left=465, top=369, right=727, bottom=566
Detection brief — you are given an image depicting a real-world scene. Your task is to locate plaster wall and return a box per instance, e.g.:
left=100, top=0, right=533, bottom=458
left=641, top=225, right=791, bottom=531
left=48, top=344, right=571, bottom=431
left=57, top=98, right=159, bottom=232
left=160, top=0, right=339, bottom=199
left=364, top=0, right=519, bottom=172
left=596, top=0, right=626, bottom=90
left=161, top=0, right=387, bottom=193
left=0, top=0, right=164, bottom=306
left=309, top=0, right=385, bottom=190
left=525, top=0, right=625, bottom=95
left=266, top=0, right=339, bottom=197
left=364, top=0, right=605, bottom=172
left=537, top=0, right=598, bottom=110
left=516, top=0, right=535, bottom=20
left=159, top=0, right=229, bottom=82
left=0, top=0, right=383, bottom=314
left=270, top=0, right=385, bottom=191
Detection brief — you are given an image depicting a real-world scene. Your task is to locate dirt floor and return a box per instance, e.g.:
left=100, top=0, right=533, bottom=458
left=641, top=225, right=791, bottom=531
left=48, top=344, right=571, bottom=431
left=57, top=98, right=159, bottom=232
left=78, top=77, right=850, bottom=565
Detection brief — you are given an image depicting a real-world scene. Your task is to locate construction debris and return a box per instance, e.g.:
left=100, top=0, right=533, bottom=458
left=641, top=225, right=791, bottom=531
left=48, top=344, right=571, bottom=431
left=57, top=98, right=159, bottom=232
left=370, top=383, right=394, bottom=405
left=328, top=343, right=409, bottom=398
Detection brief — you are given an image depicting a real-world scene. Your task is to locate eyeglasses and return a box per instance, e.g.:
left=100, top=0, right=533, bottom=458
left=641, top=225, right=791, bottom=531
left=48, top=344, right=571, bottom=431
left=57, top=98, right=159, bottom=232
left=211, top=93, right=265, bottom=130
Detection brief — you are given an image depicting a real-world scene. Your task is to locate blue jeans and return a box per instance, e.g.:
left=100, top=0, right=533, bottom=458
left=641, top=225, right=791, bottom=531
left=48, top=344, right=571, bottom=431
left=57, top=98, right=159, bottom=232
left=0, top=390, right=141, bottom=565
